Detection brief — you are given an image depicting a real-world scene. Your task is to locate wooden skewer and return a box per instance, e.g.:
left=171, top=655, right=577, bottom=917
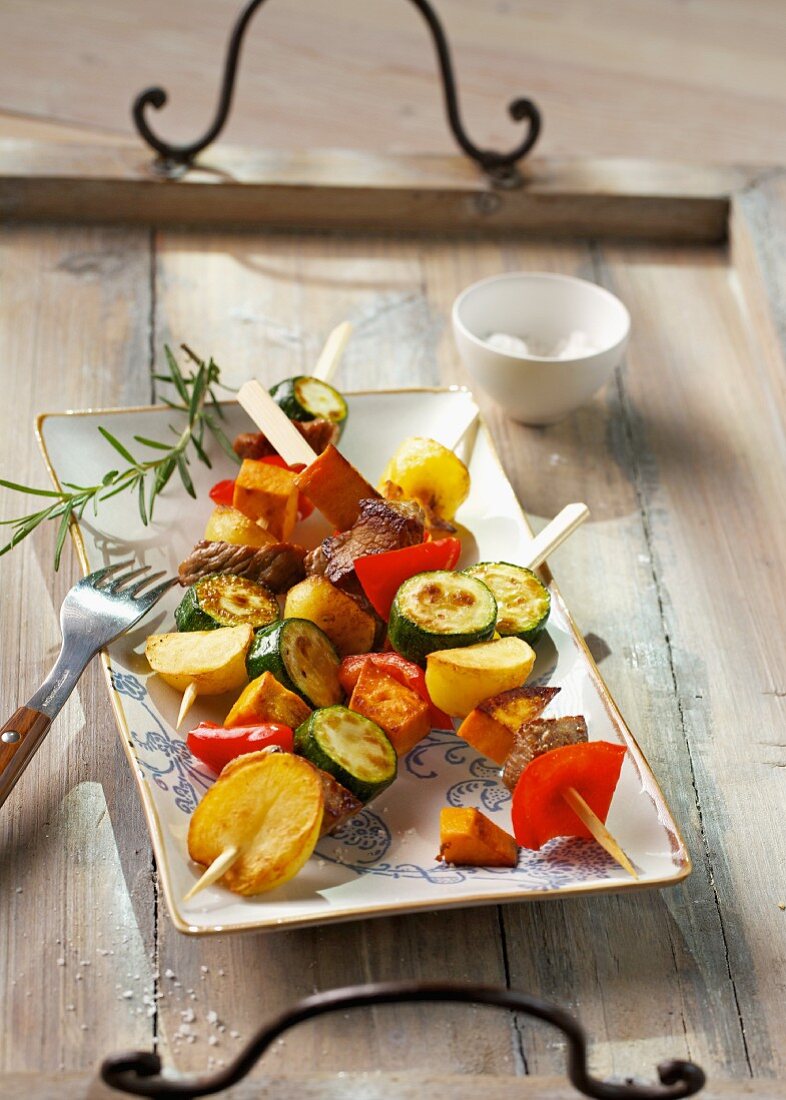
left=312, top=321, right=352, bottom=384
left=561, top=786, right=639, bottom=878
left=176, top=681, right=199, bottom=730
left=521, top=502, right=590, bottom=571
left=237, top=380, right=318, bottom=468
left=447, top=409, right=480, bottom=461
left=183, top=845, right=240, bottom=902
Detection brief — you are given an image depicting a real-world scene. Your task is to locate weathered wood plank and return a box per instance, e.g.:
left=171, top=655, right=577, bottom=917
left=2, top=0, right=786, bottom=167
left=0, top=141, right=750, bottom=241
left=595, top=238, right=786, bottom=1076
left=0, top=227, right=155, bottom=1069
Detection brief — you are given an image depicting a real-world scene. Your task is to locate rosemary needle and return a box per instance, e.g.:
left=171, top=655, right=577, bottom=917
left=0, top=346, right=239, bottom=570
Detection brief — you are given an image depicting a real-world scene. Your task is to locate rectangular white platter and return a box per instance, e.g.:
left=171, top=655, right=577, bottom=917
left=38, top=388, right=690, bottom=935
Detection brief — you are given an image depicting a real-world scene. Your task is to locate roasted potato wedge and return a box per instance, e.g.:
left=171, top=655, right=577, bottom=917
left=145, top=625, right=253, bottom=695
left=425, top=637, right=535, bottom=718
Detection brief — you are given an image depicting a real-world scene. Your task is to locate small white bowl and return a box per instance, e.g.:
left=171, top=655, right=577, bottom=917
left=451, top=272, right=630, bottom=425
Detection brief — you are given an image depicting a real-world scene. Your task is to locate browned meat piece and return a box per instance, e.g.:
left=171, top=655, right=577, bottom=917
left=304, top=543, right=329, bottom=577
left=178, top=539, right=306, bottom=592
left=307, top=497, right=426, bottom=590
left=233, top=432, right=276, bottom=460
left=233, top=418, right=339, bottom=461
left=297, top=418, right=341, bottom=454
left=502, top=716, right=588, bottom=791
left=380, top=479, right=456, bottom=533
left=314, top=767, right=363, bottom=836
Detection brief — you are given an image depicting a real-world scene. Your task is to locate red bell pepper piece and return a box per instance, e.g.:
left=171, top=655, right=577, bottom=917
left=186, top=721, right=294, bottom=774
left=511, top=741, right=626, bottom=850
left=339, top=653, right=452, bottom=730
left=354, top=537, right=462, bottom=620
left=261, top=457, right=314, bottom=520
left=208, top=479, right=236, bottom=506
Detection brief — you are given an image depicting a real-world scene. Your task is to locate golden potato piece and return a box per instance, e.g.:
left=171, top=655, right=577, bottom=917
left=425, top=637, right=535, bottom=718
left=378, top=436, right=470, bottom=522
left=204, top=505, right=277, bottom=549
left=284, top=576, right=376, bottom=657
left=145, top=624, right=252, bottom=695
left=188, top=751, right=324, bottom=896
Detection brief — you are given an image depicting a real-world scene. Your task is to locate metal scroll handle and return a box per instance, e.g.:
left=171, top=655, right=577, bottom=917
left=132, top=0, right=541, bottom=184
left=101, top=980, right=706, bottom=1099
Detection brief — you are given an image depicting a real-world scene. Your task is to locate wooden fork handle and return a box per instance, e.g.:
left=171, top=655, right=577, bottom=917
left=0, top=706, right=53, bottom=809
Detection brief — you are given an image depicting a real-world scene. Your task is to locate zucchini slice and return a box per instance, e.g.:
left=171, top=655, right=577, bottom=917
left=295, top=706, right=396, bottom=802
left=246, top=619, right=342, bottom=709
left=175, top=574, right=280, bottom=633
left=464, top=561, right=550, bottom=644
left=269, top=375, right=348, bottom=431
left=388, top=570, right=497, bottom=666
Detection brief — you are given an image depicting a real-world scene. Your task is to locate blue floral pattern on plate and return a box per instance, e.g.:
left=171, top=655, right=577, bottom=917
left=110, top=670, right=213, bottom=815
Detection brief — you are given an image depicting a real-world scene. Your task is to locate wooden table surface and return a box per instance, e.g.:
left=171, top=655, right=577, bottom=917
left=1, top=162, right=786, bottom=1099
left=1, top=0, right=786, bottom=164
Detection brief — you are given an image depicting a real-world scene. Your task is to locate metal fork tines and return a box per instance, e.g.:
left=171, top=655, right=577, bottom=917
left=0, top=560, right=177, bottom=810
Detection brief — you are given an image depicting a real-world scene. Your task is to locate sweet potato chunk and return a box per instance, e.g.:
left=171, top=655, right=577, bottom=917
left=457, top=685, right=560, bottom=764
left=294, top=444, right=379, bottom=532
left=437, top=807, right=518, bottom=867
left=349, top=661, right=431, bottom=756
left=233, top=459, right=299, bottom=540
left=225, top=671, right=312, bottom=729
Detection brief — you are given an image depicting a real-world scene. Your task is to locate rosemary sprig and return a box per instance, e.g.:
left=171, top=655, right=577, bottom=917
left=0, top=345, right=239, bottom=569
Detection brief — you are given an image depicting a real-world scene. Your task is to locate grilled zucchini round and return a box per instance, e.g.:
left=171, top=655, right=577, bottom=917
left=269, top=375, right=348, bottom=433
left=295, top=706, right=396, bottom=802
left=463, top=561, right=550, bottom=644
left=388, top=570, right=497, bottom=666
left=246, top=618, right=342, bottom=709
left=175, top=574, right=280, bottom=633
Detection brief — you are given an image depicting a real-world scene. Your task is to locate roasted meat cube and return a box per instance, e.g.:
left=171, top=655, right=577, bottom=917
left=501, top=716, right=588, bottom=791
left=315, top=766, right=363, bottom=836
left=233, top=418, right=339, bottom=461
left=178, top=539, right=306, bottom=593
left=307, top=497, right=426, bottom=590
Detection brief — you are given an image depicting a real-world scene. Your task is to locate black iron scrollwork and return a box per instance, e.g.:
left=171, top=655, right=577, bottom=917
left=132, top=0, right=541, bottom=183
left=101, top=980, right=706, bottom=1099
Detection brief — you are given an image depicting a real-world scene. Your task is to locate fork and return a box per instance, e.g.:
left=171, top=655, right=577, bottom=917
left=0, top=560, right=177, bottom=810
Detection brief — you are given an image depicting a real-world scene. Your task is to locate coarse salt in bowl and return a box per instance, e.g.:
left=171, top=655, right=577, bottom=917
left=451, top=272, right=631, bottom=425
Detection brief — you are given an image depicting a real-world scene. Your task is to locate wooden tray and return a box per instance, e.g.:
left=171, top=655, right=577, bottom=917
left=2, top=141, right=785, bottom=1091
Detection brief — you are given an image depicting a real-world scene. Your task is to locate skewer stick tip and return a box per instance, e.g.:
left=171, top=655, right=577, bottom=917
left=176, top=681, right=199, bottom=730
left=562, top=786, right=638, bottom=879
left=183, top=845, right=240, bottom=902
left=313, top=321, right=352, bottom=384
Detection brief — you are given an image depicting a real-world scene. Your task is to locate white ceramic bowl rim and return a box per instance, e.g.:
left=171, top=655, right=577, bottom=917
left=452, top=271, right=631, bottom=363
